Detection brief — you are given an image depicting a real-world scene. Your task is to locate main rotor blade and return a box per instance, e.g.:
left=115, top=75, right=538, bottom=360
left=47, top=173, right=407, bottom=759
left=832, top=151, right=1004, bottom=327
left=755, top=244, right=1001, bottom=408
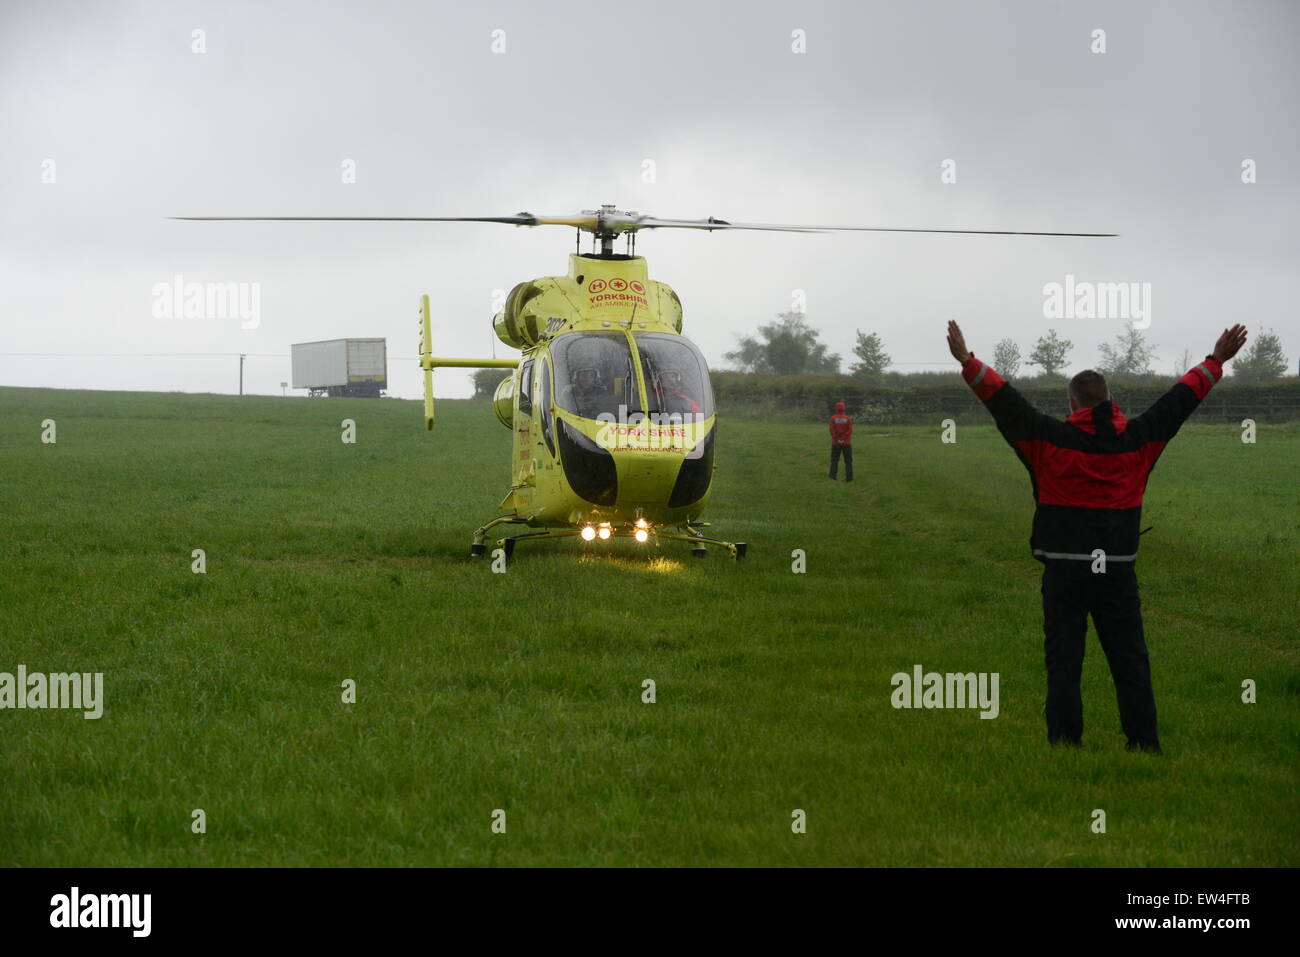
left=170, top=212, right=1117, bottom=237
left=170, top=215, right=541, bottom=224
left=170, top=212, right=613, bottom=230
left=641, top=217, right=1116, bottom=237
left=636, top=217, right=822, bottom=233
left=531, top=215, right=600, bottom=229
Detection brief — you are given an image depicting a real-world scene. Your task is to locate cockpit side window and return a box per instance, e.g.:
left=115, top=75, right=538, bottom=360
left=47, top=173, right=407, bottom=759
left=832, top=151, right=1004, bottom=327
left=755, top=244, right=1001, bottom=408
left=517, top=359, right=534, bottom=416
left=538, top=357, right=555, bottom=457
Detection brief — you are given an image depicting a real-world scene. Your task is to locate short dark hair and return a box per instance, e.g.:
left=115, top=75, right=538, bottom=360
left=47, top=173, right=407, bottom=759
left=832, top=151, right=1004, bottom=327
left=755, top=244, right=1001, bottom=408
left=1068, top=369, right=1109, bottom=407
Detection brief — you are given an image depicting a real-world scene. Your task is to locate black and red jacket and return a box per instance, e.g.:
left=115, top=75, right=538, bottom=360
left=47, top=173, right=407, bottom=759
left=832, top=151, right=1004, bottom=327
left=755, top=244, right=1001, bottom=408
left=961, top=354, right=1225, bottom=563
left=829, top=402, right=853, bottom=445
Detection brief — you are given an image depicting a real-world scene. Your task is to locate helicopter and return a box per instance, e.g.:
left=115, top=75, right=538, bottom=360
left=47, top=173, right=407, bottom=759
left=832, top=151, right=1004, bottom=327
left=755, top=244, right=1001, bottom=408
left=177, top=205, right=1114, bottom=559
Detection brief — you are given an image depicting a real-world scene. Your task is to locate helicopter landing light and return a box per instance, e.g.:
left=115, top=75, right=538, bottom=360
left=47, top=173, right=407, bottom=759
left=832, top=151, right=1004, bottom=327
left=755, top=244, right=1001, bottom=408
left=597, top=525, right=612, bottom=540
left=634, top=528, right=650, bottom=543
left=581, top=525, right=597, bottom=541
left=635, top=518, right=649, bottom=529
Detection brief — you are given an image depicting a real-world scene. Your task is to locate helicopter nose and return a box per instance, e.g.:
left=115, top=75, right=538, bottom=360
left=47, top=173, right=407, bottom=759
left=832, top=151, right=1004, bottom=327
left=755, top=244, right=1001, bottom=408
left=606, top=447, right=683, bottom=503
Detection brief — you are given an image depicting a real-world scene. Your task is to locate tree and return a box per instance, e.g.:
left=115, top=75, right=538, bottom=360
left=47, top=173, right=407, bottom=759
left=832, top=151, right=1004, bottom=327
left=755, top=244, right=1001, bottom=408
left=1098, top=326, right=1158, bottom=377
left=472, top=367, right=511, bottom=398
left=1232, top=329, right=1288, bottom=381
left=849, top=331, right=891, bottom=381
left=725, top=312, right=841, bottom=375
left=992, top=338, right=1021, bottom=379
left=1173, top=349, right=1192, bottom=377
left=1027, top=329, right=1072, bottom=377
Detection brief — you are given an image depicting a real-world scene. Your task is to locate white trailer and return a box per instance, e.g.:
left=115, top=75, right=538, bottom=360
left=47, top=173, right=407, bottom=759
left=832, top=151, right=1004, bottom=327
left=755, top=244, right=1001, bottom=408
left=291, top=338, right=387, bottom=397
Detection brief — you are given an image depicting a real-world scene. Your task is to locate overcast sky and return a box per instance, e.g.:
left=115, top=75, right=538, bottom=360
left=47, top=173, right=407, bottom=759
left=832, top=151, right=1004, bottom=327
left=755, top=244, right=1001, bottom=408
left=1, top=0, right=1296, bottom=398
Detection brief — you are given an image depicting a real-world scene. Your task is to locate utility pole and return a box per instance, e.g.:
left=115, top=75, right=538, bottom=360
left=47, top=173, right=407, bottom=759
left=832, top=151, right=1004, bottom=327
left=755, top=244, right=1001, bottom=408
left=239, top=354, right=246, bottom=395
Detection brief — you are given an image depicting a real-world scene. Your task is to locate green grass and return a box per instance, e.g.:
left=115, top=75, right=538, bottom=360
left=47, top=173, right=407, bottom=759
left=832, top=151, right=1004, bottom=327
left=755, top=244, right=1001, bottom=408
left=0, top=386, right=1296, bottom=867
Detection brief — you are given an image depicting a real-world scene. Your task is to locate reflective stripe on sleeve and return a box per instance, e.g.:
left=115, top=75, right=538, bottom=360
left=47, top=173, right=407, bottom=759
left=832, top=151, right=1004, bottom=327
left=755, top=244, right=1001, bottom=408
left=1194, top=363, right=1218, bottom=384
left=970, top=362, right=987, bottom=387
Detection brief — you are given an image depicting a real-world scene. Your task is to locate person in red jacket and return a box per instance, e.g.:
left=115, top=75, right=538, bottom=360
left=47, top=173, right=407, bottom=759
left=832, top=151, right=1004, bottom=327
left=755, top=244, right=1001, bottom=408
left=654, top=369, right=700, bottom=416
left=828, top=401, right=853, bottom=481
left=946, top=320, right=1248, bottom=753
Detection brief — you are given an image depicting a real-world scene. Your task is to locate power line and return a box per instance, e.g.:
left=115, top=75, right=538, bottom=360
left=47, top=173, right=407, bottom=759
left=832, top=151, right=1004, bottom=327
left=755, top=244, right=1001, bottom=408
left=0, top=352, right=426, bottom=359
left=0, top=352, right=288, bottom=358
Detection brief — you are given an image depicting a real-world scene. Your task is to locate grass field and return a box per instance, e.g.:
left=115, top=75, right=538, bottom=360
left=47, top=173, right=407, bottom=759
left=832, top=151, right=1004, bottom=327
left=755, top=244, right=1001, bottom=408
left=1, top=385, right=1296, bottom=867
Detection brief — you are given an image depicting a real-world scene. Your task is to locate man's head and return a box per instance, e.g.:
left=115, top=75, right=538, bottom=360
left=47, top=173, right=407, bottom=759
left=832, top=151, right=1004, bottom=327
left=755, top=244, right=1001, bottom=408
left=660, top=370, right=681, bottom=391
left=836, top=401, right=845, bottom=414
left=574, top=368, right=598, bottom=391
left=1067, top=370, right=1110, bottom=412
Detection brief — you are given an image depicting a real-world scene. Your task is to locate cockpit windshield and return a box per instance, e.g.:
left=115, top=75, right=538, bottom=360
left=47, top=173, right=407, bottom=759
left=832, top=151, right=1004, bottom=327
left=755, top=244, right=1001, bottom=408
left=635, top=332, right=714, bottom=419
left=550, top=331, right=714, bottom=422
left=551, top=332, right=642, bottom=421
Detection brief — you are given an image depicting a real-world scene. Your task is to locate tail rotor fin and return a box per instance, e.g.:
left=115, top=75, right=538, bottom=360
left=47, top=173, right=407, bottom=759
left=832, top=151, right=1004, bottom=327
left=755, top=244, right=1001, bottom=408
left=417, top=294, right=520, bottom=432
left=419, top=294, right=435, bottom=430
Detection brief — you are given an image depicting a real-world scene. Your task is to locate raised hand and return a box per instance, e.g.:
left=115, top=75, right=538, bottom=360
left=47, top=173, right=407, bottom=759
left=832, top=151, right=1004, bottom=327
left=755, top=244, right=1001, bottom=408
left=947, top=320, right=972, bottom=364
left=1212, top=324, right=1248, bottom=364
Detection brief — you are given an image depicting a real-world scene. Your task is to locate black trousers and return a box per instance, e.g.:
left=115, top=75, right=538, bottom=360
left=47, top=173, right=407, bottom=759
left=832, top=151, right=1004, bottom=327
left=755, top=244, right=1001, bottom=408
left=1041, top=561, right=1159, bottom=749
left=829, top=444, right=853, bottom=481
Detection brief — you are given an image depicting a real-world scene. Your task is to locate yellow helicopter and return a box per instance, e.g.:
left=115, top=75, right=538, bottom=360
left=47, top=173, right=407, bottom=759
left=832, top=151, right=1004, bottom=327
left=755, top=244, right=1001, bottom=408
left=178, top=205, right=1112, bottom=559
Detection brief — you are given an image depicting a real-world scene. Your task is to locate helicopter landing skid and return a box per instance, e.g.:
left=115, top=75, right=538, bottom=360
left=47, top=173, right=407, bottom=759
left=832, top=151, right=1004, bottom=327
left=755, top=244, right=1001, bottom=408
left=470, top=516, right=530, bottom=557
left=494, top=527, right=586, bottom=557
left=658, top=526, right=747, bottom=560
left=474, top=520, right=746, bottom=561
